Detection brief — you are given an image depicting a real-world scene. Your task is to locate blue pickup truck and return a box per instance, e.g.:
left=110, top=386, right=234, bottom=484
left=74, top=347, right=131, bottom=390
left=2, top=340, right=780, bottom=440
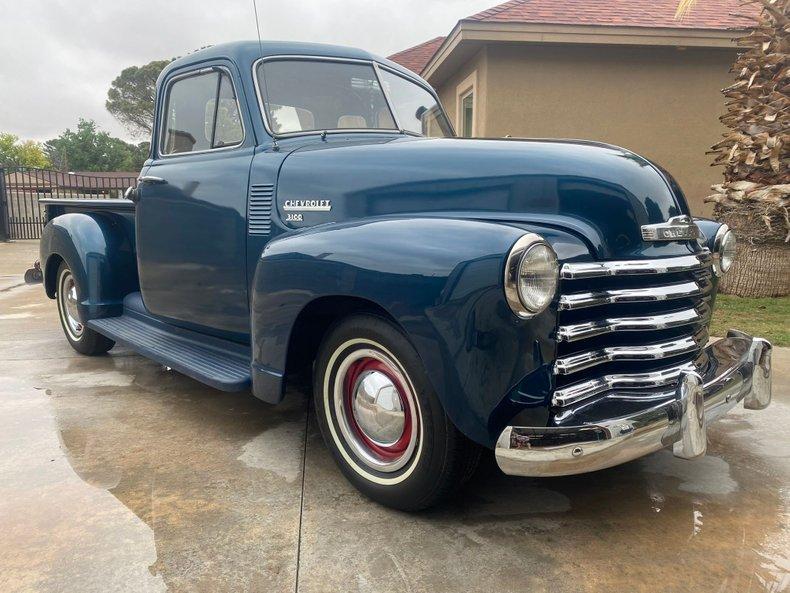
left=39, top=41, right=772, bottom=510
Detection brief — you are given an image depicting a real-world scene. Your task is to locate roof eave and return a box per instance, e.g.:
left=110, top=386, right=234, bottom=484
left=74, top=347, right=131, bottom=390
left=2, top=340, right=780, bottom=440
left=422, top=20, right=747, bottom=81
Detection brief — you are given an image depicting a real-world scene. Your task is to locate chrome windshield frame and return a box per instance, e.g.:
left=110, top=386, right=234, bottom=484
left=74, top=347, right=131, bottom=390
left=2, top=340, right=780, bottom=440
left=251, top=54, right=455, bottom=140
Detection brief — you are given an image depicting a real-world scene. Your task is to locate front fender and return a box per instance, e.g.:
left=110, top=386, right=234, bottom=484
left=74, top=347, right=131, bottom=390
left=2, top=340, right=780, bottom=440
left=250, top=217, right=560, bottom=446
left=40, top=212, right=138, bottom=321
left=694, top=217, right=725, bottom=248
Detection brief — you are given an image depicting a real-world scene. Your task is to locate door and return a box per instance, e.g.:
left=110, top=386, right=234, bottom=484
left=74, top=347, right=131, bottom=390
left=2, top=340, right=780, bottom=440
left=136, top=64, right=253, bottom=339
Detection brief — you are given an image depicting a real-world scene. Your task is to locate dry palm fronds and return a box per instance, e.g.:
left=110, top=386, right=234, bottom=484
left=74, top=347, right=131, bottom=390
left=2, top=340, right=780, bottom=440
left=705, top=0, right=790, bottom=243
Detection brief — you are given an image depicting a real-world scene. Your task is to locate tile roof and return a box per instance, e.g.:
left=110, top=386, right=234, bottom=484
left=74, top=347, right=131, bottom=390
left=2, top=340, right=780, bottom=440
left=389, top=0, right=759, bottom=75
left=466, top=0, right=758, bottom=30
left=387, top=36, right=446, bottom=74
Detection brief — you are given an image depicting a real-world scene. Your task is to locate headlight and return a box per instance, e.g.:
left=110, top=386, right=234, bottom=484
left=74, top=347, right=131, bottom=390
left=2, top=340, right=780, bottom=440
left=504, top=234, right=559, bottom=318
left=713, top=225, right=736, bottom=276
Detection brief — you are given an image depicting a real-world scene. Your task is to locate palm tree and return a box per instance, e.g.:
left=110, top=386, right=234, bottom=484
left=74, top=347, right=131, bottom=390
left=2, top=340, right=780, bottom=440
left=678, top=0, right=789, bottom=297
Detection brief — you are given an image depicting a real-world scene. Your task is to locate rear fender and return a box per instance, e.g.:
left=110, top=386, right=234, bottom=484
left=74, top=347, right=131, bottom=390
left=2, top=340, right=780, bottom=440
left=40, top=212, right=138, bottom=320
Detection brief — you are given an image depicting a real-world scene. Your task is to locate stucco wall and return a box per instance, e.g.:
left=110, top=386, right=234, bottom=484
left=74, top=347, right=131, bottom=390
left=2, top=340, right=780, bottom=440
left=436, top=48, right=488, bottom=137
left=436, top=43, right=737, bottom=215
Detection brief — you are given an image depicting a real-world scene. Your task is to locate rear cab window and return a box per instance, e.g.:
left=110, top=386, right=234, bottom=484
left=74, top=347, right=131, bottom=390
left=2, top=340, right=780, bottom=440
left=160, top=68, right=244, bottom=156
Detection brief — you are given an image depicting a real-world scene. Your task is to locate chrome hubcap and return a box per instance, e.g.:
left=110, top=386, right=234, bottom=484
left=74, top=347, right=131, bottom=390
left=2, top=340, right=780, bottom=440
left=59, top=271, right=83, bottom=339
left=334, top=347, right=418, bottom=473
left=352, top=370, right=406, bottom=446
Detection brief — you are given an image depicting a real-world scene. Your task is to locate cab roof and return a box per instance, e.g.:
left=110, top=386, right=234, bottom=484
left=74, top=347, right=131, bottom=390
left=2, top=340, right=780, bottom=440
left=163, top=40, right=424, bottom=84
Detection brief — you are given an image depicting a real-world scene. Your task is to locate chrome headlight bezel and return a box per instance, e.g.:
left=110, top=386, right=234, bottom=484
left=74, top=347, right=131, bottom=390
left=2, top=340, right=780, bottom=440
left=504, top=233, right=559, bottom=318
left=712, top=225, right=736, bottom=276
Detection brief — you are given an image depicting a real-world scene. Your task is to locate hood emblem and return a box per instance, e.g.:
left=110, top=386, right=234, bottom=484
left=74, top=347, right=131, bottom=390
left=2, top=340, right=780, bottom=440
left=283, top=199, right=332, bottom=212
left=641, top=215, right=699, bottom=242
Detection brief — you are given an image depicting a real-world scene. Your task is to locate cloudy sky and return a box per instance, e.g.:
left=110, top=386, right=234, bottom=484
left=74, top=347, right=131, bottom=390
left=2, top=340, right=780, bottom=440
left=0, top=0, right=495, bottom=143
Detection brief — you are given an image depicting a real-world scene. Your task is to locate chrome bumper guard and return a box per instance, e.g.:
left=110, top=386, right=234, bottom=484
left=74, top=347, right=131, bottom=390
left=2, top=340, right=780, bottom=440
left=495, top=330, right=772, bottom=477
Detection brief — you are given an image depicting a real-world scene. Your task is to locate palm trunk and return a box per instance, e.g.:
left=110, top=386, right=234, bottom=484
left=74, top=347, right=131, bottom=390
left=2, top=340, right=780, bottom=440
left=703, top=0, right=789, bottom=297
left=720, top=241, right=790, bottom=296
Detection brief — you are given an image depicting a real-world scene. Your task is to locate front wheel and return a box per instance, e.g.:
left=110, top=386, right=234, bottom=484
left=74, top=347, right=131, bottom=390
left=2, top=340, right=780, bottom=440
left=314, top=314, right=480, bottom=510
left=56, top=262, right=115, bottom=356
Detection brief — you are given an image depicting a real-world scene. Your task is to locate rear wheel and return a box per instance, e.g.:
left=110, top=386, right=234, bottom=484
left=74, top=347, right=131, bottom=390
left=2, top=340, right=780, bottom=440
left=313, top=314, right=480, bottom=510
left=56, top=262, right=115, bottom=356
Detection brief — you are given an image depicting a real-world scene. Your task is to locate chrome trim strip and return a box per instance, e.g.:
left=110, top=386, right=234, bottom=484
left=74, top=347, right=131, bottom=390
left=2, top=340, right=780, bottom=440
left=495, top=334, right=772, bottom=477
left=552, top=360, right=698, bottom=407
left=558, top=279, right=709, bottom=310
left=553, top=330, right=707, bottom=375
left=556, top=305, right=708, bottom=343
left=38, top=198, right=135, bottom=209
left=138, top=176, right=167, bottom=185
left=560, top=252, right=712, bottom=279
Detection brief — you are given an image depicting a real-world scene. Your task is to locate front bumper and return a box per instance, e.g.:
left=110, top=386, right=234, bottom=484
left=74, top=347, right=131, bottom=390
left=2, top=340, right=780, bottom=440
left=495, top=330, right=772, bottom=477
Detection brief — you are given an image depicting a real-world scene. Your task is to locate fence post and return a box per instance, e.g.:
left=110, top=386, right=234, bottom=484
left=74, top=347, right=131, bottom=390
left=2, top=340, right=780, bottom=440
left=0, top=167, right=9, bottom=242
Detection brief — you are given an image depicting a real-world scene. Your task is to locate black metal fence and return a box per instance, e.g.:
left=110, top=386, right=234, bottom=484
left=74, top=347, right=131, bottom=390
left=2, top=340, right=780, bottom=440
left=0, top=167, right=137, bottom=240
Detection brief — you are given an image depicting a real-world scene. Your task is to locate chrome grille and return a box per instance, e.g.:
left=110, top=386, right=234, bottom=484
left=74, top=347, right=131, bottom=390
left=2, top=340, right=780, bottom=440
left=553, top=252, right=714, bottom=408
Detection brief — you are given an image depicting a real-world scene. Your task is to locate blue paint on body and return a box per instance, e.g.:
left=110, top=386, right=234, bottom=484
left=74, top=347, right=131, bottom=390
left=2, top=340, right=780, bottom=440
left=39, top=41, right=725, bottom=448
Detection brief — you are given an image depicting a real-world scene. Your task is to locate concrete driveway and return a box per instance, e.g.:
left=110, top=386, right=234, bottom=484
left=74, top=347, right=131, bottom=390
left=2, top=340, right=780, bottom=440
left=1, top=240, right=788, bottom=593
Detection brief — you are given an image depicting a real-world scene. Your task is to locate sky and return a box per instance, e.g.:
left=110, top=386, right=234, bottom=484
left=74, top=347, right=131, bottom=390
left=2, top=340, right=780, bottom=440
left=0, top=0, right=496, bottom=143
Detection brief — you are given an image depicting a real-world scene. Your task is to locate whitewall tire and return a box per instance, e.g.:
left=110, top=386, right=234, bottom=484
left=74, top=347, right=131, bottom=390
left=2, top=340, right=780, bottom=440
left=313, top=314, right=480, bottom=510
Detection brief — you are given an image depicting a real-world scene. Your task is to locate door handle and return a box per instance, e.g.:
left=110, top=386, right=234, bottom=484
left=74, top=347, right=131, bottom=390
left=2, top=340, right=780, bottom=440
left=125, top=176, right=167, bottom=203
left=138, top=176, right=167, bottom=185
left=124, top=185, right=139, bottom=203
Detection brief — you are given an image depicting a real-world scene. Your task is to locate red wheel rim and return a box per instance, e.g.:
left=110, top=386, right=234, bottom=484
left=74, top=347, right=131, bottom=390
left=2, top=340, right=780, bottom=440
left=342, top=356, right=413, bottom=461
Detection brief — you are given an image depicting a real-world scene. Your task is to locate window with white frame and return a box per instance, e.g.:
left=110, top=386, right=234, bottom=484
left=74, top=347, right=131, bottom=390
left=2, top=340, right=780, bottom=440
left=455, top=72, right=477, bottom=138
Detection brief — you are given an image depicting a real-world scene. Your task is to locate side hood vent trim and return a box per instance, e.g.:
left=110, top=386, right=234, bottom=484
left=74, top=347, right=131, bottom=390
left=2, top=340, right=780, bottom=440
left=249, top=184, right=274, bottom=236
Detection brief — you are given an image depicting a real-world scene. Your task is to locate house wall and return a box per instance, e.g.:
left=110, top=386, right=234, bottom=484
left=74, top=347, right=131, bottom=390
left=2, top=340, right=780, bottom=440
left=436, top=43, right=737, bottom=215
left=436, top=48, right=488, bottom=137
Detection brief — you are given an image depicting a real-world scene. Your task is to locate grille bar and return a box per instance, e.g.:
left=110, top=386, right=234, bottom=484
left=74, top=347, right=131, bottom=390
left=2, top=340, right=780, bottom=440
left=560, top=252, right=712, bottom=279
left=553, top=251, right=715, bottom=408
left=552, top=361, right=698, bottom=407
left=553, top=329, right=707, bottom=375
left=557, top=305, right=709, bottom=343
left=558, top=279, right=710, bottom=311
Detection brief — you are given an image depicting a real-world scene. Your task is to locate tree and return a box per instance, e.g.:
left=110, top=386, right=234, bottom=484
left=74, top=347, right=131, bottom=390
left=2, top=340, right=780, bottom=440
left=678, top=0, right=789, bottom=297
left=106, top=59, right=173, bottom=138
left=44, top=119, right=148, bottom=172
left=0, top=133, right=51, bottom=168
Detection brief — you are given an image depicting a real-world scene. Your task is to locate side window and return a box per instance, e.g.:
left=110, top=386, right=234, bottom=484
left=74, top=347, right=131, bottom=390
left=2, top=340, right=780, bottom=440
left=161, top=70, right=244, bottom=155
left=209, top=74, right=244, bottom=147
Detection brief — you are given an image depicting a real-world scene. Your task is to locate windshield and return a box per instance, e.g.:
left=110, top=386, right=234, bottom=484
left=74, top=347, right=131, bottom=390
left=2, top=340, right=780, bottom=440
left=256, top=59, right=453, bottom=138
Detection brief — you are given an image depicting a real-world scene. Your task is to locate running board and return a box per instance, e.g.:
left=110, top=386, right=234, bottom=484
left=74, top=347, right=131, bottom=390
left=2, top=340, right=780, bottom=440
left=87, top=295, right=251, bottom=392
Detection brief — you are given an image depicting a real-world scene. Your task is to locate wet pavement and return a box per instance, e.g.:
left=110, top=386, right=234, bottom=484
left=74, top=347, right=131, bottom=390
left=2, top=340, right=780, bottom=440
left=1, top=239, right=788, bottom=593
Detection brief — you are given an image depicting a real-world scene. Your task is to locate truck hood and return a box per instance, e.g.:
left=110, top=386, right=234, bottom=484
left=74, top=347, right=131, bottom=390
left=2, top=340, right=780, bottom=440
left=276, top=136, right=693, bottom=260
